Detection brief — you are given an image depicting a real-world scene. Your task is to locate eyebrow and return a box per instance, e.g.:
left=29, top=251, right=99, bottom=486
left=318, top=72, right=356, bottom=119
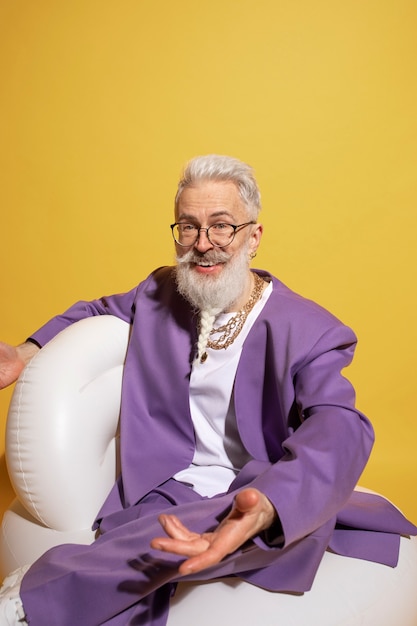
left=177, top=210, right=236, bottom=223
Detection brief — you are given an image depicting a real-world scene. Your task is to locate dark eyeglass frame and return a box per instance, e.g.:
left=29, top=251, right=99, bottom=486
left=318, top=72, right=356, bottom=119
left=170, top=221, right=256, bottom=248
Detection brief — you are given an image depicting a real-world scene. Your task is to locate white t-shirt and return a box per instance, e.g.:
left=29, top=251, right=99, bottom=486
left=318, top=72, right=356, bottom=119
left=174, top=281, right=272, bottom=496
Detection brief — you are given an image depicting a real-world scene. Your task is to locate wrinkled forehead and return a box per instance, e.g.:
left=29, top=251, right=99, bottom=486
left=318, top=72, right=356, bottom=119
left=175, top=180, right=249, bottom=222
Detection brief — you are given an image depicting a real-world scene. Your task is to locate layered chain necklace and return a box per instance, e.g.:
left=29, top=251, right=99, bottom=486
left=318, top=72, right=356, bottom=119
left=200, top=273, right=265, bottom=363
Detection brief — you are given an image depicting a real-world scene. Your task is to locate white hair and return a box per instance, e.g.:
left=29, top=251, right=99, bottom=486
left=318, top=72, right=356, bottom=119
left=175, top=154, right=262, bottom=221
left=195, top=308, right=221, bottom=364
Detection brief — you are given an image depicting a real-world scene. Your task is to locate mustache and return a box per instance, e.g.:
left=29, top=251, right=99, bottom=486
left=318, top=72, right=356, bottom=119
left=176, top=248, right=231, bottom=265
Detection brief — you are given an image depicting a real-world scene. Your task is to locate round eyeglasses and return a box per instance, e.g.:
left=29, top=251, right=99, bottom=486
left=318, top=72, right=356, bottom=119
left=170, top=221, right=256, bottom=248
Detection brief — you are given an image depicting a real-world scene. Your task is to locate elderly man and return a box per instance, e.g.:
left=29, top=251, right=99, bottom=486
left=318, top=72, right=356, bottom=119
left=0, top=155, right=415, bottom=625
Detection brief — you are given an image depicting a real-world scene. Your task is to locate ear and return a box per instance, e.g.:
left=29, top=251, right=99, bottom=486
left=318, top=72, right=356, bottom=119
left=249, top=223, right=263, bottom=258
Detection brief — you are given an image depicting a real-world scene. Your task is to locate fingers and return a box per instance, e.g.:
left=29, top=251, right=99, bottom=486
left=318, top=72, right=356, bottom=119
left=150, top=513, right=210, bottom=556
left=232, top=488, right=278, bottom=530
left=159, top=514, right=195, bottom=541
left=150, top=534, right=210, bottom=557
left=177, top=544, right=227, bottom=575
left=233, top=488, right=261, bottom=513
left=150, top=489, right=278, bottom=576
left=150, top=512, right=230, bottom=571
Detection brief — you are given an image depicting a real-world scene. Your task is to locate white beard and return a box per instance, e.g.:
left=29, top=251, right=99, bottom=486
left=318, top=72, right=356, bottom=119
left=175, top=242, right=251, bottom=313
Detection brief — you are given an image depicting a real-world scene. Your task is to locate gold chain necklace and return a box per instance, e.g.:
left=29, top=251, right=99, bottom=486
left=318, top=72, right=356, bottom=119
left=200, top=273, right=265, bottom=363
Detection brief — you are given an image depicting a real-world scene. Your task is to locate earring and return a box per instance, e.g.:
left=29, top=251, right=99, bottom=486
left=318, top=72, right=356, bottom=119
left=249, top=251, right=257, bottom=260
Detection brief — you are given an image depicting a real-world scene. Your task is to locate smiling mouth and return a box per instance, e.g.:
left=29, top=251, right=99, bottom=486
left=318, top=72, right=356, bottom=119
left=195, top=261, right=220, bottom=267
left=177, top=249, right=231, bottom=269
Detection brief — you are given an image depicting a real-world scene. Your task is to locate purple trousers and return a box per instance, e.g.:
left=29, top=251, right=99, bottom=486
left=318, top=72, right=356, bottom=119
left=19, top=479, right=408, bottom=626
left=20, top=480, right=313, bottom=626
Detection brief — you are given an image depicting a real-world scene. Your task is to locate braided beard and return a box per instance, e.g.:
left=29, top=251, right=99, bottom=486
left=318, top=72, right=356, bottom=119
left=175, top=241, right=251, bottom=313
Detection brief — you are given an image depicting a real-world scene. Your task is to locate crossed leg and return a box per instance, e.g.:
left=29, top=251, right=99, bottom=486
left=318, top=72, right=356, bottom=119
left=19, top=481, right=285, bottom=626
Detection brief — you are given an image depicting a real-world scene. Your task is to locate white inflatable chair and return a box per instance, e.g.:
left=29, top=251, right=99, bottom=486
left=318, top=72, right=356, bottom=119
left=1, top=316, right=417, bottom=625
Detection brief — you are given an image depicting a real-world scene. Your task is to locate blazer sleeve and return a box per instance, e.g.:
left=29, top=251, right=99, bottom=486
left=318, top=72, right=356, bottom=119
left=248, top=323, right=375, bottom=549
left=28, top=285, right=140, bottom=347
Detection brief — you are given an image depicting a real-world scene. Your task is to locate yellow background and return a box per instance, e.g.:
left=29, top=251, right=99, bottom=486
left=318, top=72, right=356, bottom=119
left=1, top=1, right=416, bottom=523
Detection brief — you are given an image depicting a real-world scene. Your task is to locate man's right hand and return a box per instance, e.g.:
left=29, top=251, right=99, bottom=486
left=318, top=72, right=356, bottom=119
left=0, top=341, right=40, bottom=389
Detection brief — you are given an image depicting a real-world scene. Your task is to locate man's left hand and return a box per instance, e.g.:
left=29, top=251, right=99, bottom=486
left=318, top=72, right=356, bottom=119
left=150, top=487, right=277, bottom=576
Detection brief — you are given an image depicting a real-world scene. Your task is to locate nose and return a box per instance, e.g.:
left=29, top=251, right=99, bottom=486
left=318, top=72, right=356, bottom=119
left=193, top=228, right=214, bottom=253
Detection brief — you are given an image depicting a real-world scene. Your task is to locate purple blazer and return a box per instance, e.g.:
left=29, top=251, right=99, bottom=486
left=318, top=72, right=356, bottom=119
left=30, top=267, right=416, bottom=586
